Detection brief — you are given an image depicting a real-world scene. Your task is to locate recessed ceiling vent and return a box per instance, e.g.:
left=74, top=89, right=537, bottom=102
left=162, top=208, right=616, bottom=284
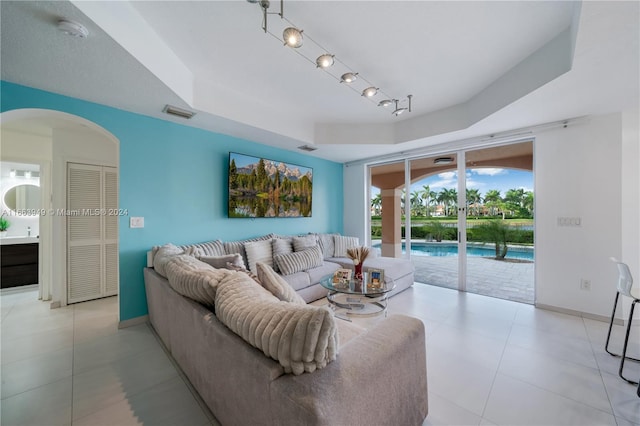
left=298, top=145, right=317, bottom=152
left=162, top=105, right=196, bottom=119
left=434, top=156, right=454, bottom=165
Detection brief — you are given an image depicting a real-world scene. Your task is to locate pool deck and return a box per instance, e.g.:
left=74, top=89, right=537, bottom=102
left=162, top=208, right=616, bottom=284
left=410, top=255, right=535, bottom=304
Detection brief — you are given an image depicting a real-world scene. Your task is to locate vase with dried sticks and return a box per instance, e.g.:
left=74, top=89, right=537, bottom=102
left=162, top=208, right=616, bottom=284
left=346, top=246, right=369, bottom=281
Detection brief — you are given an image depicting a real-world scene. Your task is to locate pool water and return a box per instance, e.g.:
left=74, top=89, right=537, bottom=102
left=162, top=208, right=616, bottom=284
left=378, top=243, right=534, bottom=261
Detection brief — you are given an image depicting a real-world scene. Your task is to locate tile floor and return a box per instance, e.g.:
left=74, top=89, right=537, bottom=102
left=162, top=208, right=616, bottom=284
left=1, top=283, right=639, bottom=426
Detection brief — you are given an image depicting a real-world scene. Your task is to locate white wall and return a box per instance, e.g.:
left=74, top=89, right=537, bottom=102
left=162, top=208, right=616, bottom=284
left=621, top=108, right=640, bottom=320
left=344, top=111, right=639, bottom=320
left=535, top=113, right=625, bottom=319
left=343, top=162, right=368, bottom=244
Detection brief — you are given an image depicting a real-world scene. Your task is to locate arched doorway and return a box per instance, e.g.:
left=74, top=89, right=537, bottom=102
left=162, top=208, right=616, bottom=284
left=370, top=140, right=535, bottom=304
left=1, top=109, right=119, bottom=309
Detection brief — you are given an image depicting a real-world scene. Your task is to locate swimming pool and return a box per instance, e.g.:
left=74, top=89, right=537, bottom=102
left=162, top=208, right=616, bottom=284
left=375, top=242, right=534, bottom=261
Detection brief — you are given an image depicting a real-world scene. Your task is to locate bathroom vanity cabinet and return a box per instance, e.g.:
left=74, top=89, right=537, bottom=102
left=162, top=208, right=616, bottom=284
left=1, top=241, right=38, bottom=288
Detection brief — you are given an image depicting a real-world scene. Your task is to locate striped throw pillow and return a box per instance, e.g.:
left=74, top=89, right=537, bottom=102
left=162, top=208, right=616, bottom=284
left=274, top=245, right=323, bottom=276
left=333, top=235, right=360, bottom=257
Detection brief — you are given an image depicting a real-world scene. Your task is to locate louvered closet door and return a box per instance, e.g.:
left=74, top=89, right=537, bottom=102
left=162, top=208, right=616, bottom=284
left=67, top=163, right=119, bottom=304
left=103, top=167, right=119, bottom=296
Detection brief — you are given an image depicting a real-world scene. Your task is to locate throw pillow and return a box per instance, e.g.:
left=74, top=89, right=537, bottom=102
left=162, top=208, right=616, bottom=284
left=292, top=234, right=318, bottom=252
left=256, top=262, right=306, bottom=305
left=275, top=245, right=324, bottom=276
left=153, top=243, right=184, bottom=277
left=224, top=234, right=275, bottom=269
left=164, top=254, right=231, bottom=307
left=199, top=253, right=244, bottom=269
left=225, top=262, right=262, bottom=285
left=182, top=240, right=226, bottom=257
left=317, top=233, right=339, bottom=259
left=244, top=239, right=274, bottom=275
left=271, top=237, right=293, bottom=273
left=333, top=235, right=360, bottom=257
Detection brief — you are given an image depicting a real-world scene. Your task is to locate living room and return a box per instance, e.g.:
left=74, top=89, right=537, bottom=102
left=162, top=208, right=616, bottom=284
left=1, top=1, right=638, bottom=425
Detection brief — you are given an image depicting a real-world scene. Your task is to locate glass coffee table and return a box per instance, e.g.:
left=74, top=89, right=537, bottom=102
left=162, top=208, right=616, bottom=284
left=320, top=273, right=396, bottom=318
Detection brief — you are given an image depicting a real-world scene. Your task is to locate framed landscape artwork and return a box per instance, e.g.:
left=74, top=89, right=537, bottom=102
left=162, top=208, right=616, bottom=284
left=228, top=152, right=313, bottom=218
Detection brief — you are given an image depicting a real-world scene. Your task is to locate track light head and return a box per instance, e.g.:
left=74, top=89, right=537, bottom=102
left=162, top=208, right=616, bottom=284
left=316, top=54, right=334, bottom=69
left=340, top=72, right=358, bottom=83
left=283, top=27, right=303, bottom=48
left=362, top=87, right=378, bottom=98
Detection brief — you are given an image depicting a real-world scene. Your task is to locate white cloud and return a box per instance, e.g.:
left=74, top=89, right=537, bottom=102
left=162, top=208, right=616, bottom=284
left=438, top=171, right=457, bottom=179
left=472, top=168, right=506, bottom=176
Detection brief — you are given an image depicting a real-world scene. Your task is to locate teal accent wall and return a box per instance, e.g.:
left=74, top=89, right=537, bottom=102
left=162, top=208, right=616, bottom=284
left=1, top=81, right=344, bottom=321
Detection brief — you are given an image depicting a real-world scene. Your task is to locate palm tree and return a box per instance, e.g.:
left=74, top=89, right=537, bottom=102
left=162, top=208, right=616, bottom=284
left=475, top=219, right=511, bottom=259
left=371, top=192, right=382, bottom=216
left=484, top=189, right=502, bottom=216
left=466, top=188, right=482, bottom=217
left=440, top=188, right=457, bottom=216
left=410, top=190, right=423, bottom=216
left=523, top=191, right=534, bottom=217
left=420, top=185, right=437, bottom=217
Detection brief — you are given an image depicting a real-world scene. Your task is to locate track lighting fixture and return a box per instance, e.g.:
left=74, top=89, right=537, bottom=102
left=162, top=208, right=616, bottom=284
left=283, top=27, right=303, bottom=48
left=247, top=0, right=413, bottom=116
left=340, top=72, right=358, bottom=83
left=362, top=87, right=378, bottom=98
left=316, top=54, right=334, bottom=69
left=392, top=95, right=412, bottom=116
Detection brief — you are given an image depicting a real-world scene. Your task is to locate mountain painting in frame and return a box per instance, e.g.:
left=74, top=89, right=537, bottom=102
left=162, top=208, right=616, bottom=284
left=228, top=152, right=313, bottom=218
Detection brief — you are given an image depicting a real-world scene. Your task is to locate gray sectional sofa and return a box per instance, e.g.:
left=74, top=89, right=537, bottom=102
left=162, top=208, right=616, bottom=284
left=169, top=232, right=415, bottom=303
left=143, top=234, right=427, bottom=425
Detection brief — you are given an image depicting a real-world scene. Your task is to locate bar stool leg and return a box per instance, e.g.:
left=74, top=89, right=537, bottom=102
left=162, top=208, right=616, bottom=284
left=618, top=300, right=639, bottom=385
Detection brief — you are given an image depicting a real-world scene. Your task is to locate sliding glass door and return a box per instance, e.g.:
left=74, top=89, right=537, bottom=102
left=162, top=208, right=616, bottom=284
left=369, top=141, right=535, bottom=304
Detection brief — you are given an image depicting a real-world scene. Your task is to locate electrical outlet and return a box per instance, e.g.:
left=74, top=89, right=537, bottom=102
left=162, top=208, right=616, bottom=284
left=580, top=279, right=591, bottom=290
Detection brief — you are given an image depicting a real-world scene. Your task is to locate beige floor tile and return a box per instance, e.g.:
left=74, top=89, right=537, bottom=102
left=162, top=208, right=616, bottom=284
left=483, top=373, right=617, bottom=425
left=72, top=347, right=179, bottom=420
left=1, top=324, right=74, bottom=365
left=72, top=376, right=210, bottom=426
left=72, top=324, right=159, bottom=374
left=1, top=346, right=72, bottom=398
left=0, top=376, right=72, bottom=426
left=498, top=345, right=612, bottom=413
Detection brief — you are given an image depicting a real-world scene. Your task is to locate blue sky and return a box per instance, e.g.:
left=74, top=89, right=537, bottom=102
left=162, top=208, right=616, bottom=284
left=372, top=168, right=533, bottom=199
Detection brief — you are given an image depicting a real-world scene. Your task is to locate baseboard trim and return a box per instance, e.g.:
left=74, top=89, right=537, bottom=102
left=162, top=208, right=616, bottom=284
left=118, top=315, right=149, bottom=329
left=536, top=303, right=623, bottom=325
left=50, top=301, right=61, bottom=309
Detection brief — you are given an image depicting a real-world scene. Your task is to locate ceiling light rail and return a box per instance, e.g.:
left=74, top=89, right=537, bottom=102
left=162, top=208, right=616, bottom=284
left=247, top=0, right=413, bottom=116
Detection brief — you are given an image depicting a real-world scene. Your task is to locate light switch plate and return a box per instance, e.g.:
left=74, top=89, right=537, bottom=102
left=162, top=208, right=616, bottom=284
left=130, top=217, right=144, bottom=228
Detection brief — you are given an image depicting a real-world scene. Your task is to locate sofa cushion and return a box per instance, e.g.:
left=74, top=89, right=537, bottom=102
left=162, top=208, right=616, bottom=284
left=279, top=271, right=311, bottom=292
left=181, top=240, right=226, bottom=257
left=215, top=274, right=338, bottom=375
left=333, top=235, right=360, bottom=257
left=275, top=245, right=323, bottom=276
left=153, top=243, right=184, bottom=277
left=256, top=262, right=306, bottom=305
left=164, top=254, right=233, bottom=307
left=292, top=234, right=318, bottom=252
left=199, top=253, right=244, bottom=269
left=244, top=239, right=274, bottom=274
left=306, top=261, right=341, bottom=285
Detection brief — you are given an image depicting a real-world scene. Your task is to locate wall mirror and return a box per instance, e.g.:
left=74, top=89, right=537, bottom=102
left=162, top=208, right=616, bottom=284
left=4, top=184, right=40, bottom=213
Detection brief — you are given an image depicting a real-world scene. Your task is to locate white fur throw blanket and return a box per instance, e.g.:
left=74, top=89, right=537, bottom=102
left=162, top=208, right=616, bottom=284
left=215, top=272, right=338, bottom=375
